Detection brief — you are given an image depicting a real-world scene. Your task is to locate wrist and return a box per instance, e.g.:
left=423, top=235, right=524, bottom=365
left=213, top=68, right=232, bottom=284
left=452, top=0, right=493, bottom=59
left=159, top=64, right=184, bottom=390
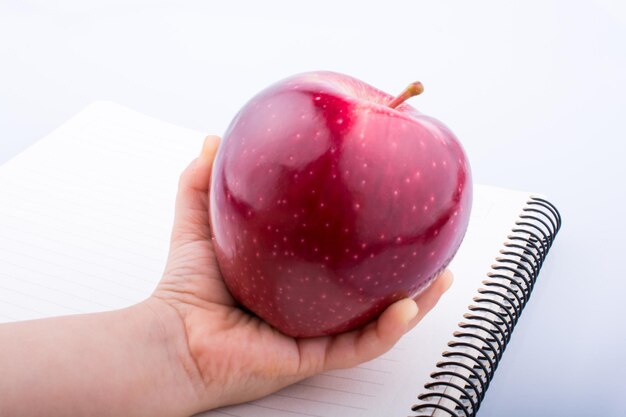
left=132, top=298, right=206, bottom=417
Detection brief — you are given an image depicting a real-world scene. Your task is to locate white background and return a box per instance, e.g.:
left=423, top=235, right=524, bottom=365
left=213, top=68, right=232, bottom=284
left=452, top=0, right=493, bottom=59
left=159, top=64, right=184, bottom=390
left=1, top=1, right=625, bottom=415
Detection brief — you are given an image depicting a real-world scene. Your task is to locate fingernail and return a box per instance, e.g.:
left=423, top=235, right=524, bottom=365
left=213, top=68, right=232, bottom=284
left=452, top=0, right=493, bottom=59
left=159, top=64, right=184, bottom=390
left=200, top=135, right=219, bottom=158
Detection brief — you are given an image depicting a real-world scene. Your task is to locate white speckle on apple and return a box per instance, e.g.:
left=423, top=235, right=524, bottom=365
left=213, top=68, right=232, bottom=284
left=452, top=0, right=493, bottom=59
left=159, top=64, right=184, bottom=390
left=320, top=202, right=325, bottom=208
left=430, top=195, right=435, bottom=202
left=336, top=118, right=343, bottom=124
left=266, top=128, right=272, bottom=133
left=309, top=170, right=314, bottom=175
left=442, top=160, right=447, bottom=166
left=454, top=210, right=458, bottom=217
left=393, top=190, right=399, bottom=196
left=412, top=251, right=417, bottom=256
left=430, top=251, right=435, bottom=257
left=359, top=133, right=365, bottom=139
left=432, top=161, right=437, bottom=168
left=365, top=275, right=372, bottom=281
left=414, top=171, right=421, bottom=178
left=363, top=162, right=368, bottom=168
left=354, top=203, right=361, bottom=210
left=423, top=205, right=429, bottom=211
left=314, top=96, right=321, bottom=101
left=396, top=237, right=403, bottom=244
left=412, top=205, right=417, bottom=212
left=361, top=179, right=366, bottom=186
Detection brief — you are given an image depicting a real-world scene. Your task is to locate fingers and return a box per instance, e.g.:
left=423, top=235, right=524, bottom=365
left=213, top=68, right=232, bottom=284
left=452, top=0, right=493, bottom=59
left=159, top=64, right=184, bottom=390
left=171, top=135, right=221, bottom=242
left=317, top=298, right=417, bottom=371
left=316, top=269, right=453, bottom=372
left=407, top=269, right=453, bottom=330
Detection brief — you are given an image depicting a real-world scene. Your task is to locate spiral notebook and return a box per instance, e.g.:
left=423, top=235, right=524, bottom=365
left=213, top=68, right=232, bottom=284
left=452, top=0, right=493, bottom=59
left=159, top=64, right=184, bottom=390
left=0, top=102, right=560, bottom=417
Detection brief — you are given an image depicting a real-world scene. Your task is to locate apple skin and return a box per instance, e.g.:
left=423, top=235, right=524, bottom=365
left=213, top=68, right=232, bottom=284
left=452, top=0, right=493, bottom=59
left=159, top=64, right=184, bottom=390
left=209, top=71, right=472, bottom=337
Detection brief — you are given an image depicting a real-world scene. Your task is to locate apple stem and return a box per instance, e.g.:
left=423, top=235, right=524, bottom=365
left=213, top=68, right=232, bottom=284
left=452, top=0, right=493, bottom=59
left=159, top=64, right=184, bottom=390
left=388, top=81, right=424, bottom=109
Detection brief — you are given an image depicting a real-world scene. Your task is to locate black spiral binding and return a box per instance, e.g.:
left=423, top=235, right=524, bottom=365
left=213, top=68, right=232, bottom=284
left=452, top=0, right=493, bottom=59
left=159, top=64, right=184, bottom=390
left=411, top=197, right=561, bottom=417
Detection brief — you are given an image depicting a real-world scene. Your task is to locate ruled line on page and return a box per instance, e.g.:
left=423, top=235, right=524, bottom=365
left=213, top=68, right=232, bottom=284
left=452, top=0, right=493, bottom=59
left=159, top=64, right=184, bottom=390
left=316, top=373, right=384, bottom=386
left=0, top=212, right=162, bottom=263
left=0, top=271, right=112, bottom=309
left=272, top=393, right=367, bottom=411
left=210, top=410, right=241, bottom=417
left=247, top=403, right=325, bottom=417
left=0, top=243, right=153, bottom=290
left=295, top=382, right=376, bottom=398
left=355, top=366, right=392, bottom=374
left=18, top=164, right=168, bottom=204
left=0, top=247, right=149, bottom=295
left=1, top=186, right=166, bottom=247
left=0, top=282, right=83, bottom=313
left=0, top=234, right=160, bottom=282
left=0, top=298, right=47, bottom=316
left=0, top=259, right=136, bottom=303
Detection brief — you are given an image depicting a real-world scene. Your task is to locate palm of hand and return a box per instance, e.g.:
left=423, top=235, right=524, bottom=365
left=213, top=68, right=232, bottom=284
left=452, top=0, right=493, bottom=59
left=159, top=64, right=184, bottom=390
left=152, top=136, right=452, bottom=411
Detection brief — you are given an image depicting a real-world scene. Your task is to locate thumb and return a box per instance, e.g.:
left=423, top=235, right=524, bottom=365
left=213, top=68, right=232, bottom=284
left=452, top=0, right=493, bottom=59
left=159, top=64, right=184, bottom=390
left=171, top=135, right=221, bottom=243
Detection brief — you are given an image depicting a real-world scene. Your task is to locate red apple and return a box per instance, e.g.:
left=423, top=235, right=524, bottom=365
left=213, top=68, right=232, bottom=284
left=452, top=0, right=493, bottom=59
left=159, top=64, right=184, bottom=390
left=209, top=71, right=472, bottom=337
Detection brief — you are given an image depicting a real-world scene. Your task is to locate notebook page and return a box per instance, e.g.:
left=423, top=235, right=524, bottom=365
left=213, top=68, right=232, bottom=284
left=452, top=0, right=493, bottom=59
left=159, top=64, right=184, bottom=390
left=0, top=102, right=531, bottom=417
left=0, top=101, right=204, bottom=319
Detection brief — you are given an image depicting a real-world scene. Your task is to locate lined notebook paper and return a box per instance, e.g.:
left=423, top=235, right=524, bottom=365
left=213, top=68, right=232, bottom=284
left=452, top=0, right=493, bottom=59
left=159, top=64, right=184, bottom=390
left=0, top=102, right=557, bottom=417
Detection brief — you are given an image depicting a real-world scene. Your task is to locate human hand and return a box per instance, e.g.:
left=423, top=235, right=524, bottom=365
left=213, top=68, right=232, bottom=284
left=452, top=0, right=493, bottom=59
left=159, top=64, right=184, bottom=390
left=150, top=135, right=454, bottom=415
